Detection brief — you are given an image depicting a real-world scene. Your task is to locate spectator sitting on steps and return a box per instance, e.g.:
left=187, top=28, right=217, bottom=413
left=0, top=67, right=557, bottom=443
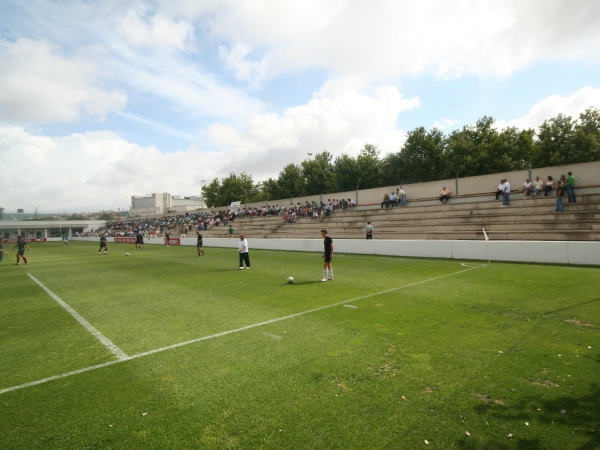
left=439, top=187, right=452, bottom=204
left=381, top=193, right=389, bottom=208
left=495, top=180, right=504, bottom=200
left=544, top=176, right=554, bottom=197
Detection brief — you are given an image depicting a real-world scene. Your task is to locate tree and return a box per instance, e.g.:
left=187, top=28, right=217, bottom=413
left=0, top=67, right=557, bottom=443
left=333, top=154, right=359, bottom=192
left=495, top=126, right=535, bottom=171
left=219, top=173, right=256, bottom=207
left=355, top=144, right=382, bottom=189
left=98, top=212, right=118, bottom=220
left=238, top=173, right=259, bottom=204
left=396, top=126, right=446, bottom=182
left=67, top=213, right=87, bottom=220
left=204, top=178, right=221, bottom=208
left=571, top=107, right=600, bottom=163
left=0, top=206, right=4, bottom=220
left=277, top=163, right=305, bottom=199
left=531, top=113, right=577, bottom=167
left=301, top=151, right=334, bottom=196
left=445, top=116, right=508, bottom=178
left=379, top=151, right=405, bottom=186
left=260, top=178, right=284, bottom=204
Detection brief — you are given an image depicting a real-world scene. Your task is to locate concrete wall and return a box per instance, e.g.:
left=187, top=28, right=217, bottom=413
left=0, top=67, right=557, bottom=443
left=72, top=236, right=600, bottom=266
left=223, top=161, right=600, bottom=210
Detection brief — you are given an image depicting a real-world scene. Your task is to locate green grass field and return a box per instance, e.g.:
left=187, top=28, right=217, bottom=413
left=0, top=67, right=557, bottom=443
left=1, top=241, right=598, bottom=449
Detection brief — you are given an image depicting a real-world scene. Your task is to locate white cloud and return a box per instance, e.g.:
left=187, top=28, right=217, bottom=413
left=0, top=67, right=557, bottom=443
left=495, top=87, right=600, bottom=130
left=207, top=86, right=419, bottom=179
left=0, top=38, right=127, bottom=123
left=0, top=125, right=207, bottom=213
left=433, top=119, right=459, bottom=130
left=114, top=7, right=195, bottom=54
left=218, top=42, right=268, bottom=85
left=198, top=0, right=600, bottom=87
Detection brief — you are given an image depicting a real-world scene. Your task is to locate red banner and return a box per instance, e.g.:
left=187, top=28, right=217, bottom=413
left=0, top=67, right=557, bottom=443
left=1, top=238, right=45, bottom=243
left=114, top=237, right=137, bottom=243
left=166, top=238, right=180, bottom=246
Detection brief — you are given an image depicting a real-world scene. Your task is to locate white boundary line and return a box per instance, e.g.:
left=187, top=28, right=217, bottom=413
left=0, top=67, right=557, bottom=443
left=1, top=265, right=485, bottom=395
left=27, top=273, right=129, bottom=361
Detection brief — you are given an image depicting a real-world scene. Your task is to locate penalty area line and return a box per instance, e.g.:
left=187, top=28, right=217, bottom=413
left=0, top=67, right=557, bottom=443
left=121, top=264, right=487, bottom=361
left=27, top=273, right=129, bottom=361
left=0, top=360, right=122, bottom=395
left=2, top=265, right=483, bottom=395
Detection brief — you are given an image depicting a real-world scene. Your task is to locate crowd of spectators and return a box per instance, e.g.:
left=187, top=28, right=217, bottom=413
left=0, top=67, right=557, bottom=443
left=92, top=210, right=236, bottom=238
left=86, top=198, right=358, bottom=237
left=281, top=198, right=356, bottom=223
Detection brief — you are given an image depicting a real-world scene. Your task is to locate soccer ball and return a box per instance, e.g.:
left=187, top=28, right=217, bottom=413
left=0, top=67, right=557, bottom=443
left=126, top=252, right=130, bottom=256
left=287, top=276, right=294, bottom=284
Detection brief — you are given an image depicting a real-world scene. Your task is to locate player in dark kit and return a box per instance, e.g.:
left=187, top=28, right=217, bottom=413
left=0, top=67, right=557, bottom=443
left=196, top=231, right=205, bottom=256
left=135, top=231, right=146, bottom=250
left=12, top=235, right=31, bottom=265
left=99, top=233, right=108, bottom=254
left=0, top=240, right=9, bottom=263
left=320, top=229, right=334, bottom=281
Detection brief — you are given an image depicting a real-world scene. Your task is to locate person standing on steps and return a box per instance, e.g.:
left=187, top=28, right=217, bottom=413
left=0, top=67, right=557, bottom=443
left=555, top=181, right=565, bottom=213
left=566, top=171, right=576, bottom=203
left=501, top=179, right=511, bottom=207
left=365, top=222, right=373, bottom=240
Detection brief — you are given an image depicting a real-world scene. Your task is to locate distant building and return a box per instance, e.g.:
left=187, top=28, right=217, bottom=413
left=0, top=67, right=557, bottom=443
left=130, top=193, right=206, bottom=216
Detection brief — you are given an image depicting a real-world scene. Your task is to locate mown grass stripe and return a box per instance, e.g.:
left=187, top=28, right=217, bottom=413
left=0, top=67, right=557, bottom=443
left=1, top=265, right=483, bottom=395
left=27, top=273, right=129, bottom=361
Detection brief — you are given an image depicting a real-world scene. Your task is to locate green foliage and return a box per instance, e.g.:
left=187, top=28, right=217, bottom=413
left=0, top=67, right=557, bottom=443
left=395, top=126, right=446, bottom=182
left=1, top=241, right=599, bottom=449
left=355, top=144, right=382, bottom=189
left=97, top=212, right=117, bottom=220
left=333, top=153, right=359, bottom=191
left=203, top=173, right=257, bottom=208
left=0, top=206, right=3, bottom=220
left=260, top=178, right=283, bottom=203
left=277, top=163, right=305, bottom=198
left=532, top=113, right=577, bottom=167
left=66, top=213, right=87, bottom=220
left=572, top=107, right=600, bottom=162
left=301, top=151, right=335, bottom=195
left=202, top=108, right=599, bottom=206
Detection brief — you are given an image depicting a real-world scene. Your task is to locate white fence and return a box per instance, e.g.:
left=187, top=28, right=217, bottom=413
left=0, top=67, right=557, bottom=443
left=72, top=236, right=600, bottom=266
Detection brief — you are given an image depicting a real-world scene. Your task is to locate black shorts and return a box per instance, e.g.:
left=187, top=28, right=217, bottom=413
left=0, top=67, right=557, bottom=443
left=324, top=254, right=332, bottom=263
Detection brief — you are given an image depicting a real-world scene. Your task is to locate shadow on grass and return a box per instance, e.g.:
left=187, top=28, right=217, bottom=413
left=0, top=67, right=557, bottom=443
left=470, top=383, right=600, bottom=449
left=543, top=297, right=600, bottom=315
left=283, top=281, right=322, bottom=286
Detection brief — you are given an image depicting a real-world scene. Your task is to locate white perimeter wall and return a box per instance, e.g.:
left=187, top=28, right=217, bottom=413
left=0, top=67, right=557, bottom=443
left=73, top=236, right=600, bottom=266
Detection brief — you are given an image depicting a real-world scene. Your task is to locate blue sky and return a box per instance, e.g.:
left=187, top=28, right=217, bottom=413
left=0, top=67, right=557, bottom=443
left=1, top=0, right=599, bottom=213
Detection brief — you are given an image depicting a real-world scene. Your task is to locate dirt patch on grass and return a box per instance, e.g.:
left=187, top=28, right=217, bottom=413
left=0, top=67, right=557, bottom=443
left=564, top=319, right=594, bottom=327
left=476, top=393, right=505, bottom=405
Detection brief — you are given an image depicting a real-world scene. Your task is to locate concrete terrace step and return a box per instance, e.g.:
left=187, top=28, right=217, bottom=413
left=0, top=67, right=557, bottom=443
left=198, top=192, right=600, bottom=241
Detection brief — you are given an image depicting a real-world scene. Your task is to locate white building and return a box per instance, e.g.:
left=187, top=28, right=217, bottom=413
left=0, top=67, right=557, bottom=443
left=130, top=193, right=206, bottom=216
left=0, top=220, right=106, bottom=240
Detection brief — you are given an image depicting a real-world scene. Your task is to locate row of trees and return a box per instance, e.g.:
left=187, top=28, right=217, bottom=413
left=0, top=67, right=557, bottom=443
left=204, top=107, right=600, bottom=207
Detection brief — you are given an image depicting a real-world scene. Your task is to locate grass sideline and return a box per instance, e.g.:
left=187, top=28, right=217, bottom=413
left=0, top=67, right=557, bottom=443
left=0, top=241, right=598, bottom=449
